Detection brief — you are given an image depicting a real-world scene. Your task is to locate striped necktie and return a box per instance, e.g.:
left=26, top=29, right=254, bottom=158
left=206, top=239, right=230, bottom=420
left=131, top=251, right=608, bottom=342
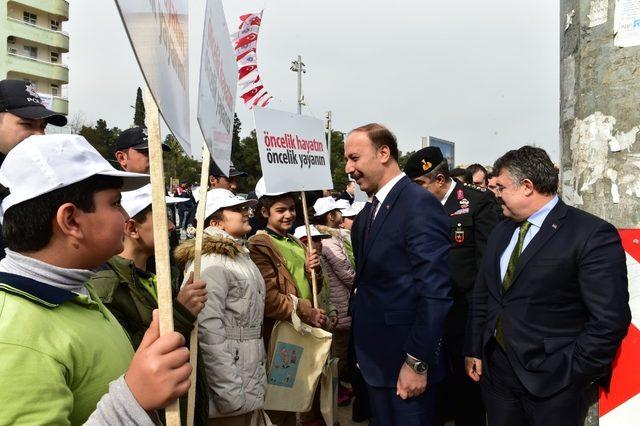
left=495, top=220, right=531, bottom=350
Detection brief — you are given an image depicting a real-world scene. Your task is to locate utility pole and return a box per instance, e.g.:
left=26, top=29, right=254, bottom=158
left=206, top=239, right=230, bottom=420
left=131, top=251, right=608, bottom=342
left=290, top=55, right=306, bottom=114
left=326, top=110, right=332, bottom=156
left=561, top=1, right=640, bottom=425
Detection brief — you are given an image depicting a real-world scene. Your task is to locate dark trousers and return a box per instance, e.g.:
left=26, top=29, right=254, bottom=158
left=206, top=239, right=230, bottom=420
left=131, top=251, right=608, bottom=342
left=366, top=384, right=438, bottom=426
left=481, top=340, right=589, bottom=426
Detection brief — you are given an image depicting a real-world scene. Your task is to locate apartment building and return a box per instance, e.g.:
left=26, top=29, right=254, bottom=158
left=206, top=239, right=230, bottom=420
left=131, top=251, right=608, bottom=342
left=0, top=0, right=69, bottom=115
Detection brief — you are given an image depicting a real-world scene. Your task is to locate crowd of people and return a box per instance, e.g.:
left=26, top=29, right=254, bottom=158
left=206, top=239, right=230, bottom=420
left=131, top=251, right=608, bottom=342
left=0, top=77, right=631, bottom=426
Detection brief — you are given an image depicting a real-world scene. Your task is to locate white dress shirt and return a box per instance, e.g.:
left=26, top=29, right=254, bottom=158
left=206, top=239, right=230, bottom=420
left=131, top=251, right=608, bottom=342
left=372, top=172, right=406, bottom=219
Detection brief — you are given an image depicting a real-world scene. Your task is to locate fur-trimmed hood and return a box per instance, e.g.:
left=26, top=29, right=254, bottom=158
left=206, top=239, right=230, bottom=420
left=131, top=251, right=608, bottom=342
left=174, top=227, right=246, bottom=268
left=315, top=224, right=342, bottom=238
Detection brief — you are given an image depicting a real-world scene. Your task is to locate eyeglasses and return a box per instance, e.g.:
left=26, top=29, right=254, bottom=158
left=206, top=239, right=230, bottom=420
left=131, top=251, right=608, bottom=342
left=229, top=205, right=250, bottom=213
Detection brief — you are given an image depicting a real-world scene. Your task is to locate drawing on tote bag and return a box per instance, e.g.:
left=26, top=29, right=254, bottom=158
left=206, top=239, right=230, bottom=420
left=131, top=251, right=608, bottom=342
left=268, top=342, right=304, bottom=388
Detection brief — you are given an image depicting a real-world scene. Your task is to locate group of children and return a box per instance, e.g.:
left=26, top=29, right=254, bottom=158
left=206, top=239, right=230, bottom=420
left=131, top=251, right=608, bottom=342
left=0, top=128, right=361, bottom=425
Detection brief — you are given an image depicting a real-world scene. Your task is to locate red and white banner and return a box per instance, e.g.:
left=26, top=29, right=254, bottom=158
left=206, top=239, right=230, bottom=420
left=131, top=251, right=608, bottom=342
left=231, top=10, right=273, bottom=109
left=599, top=229, right=640, bottom=425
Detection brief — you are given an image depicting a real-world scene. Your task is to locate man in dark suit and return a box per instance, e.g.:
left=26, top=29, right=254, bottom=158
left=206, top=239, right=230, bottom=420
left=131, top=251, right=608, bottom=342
left=345, top=123, right=452, bottom=426
left=405, top=147, right=500, bottom=426
left=465, top=146, right=630, bottom=425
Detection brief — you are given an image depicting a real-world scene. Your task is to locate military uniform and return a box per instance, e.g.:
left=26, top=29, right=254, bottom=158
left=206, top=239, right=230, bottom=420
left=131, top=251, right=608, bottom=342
left=442, top=180, right=500, bottom=426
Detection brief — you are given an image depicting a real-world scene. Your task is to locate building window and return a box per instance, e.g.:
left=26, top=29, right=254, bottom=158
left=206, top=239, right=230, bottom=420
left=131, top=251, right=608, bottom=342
left=23, top=45, right=37, bottom=58
left=23, top=12, right=37, bottom=25
left=50, top=52, right=59, bottom=63
left=51, top=84, right=59, bottom=97
left=51, top=20, right=60, bottom=31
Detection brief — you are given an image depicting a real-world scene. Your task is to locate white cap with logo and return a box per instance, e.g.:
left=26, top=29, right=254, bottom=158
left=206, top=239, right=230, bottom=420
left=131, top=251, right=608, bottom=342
left=205, top=188, right=257, bottom=220
left=0, top=134, right=149, bottom=222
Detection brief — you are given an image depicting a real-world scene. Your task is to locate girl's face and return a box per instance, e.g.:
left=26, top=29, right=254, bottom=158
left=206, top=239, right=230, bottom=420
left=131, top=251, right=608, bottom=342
left=341, top=216, right=354, bottom=231
left=212, top=205, right=252, bottom=238
left=263, top=197, right=296, bottom=235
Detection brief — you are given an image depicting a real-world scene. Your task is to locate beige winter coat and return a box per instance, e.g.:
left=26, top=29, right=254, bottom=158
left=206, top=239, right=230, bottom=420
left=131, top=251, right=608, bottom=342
left=175, top=227, right=266, bottom=418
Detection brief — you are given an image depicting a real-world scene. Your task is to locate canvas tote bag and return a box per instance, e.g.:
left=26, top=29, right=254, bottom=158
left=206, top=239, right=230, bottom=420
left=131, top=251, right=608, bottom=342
left=264, top=295, right=333, bottom=412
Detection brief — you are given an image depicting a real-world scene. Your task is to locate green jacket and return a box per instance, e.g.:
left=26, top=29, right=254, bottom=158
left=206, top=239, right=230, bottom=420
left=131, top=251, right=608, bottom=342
left=89, top=256, right=209, bottom=425
left=0, top=273, right=133, bottom=425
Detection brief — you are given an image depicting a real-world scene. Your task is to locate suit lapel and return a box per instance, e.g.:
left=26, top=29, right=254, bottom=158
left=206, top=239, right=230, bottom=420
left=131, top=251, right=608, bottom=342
left=494, top=220, right=519, bottom=294
left=507, top=200, right=568, bottom=291
left=443, top=181, right=462, bottom=214
left=362, top=177, right=410, bottom=259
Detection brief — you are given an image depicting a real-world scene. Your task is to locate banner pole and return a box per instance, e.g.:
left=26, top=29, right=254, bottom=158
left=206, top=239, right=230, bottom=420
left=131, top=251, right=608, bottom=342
left=185, top=146, right=211, bottom=426
left=144, top=86, right=181, bottom=425
left=300, top=191, right=318, bottom=309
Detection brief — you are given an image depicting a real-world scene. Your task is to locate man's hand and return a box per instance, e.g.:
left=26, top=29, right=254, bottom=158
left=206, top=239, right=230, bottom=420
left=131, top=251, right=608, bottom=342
left=465, top=357, right=482, bottom=382
left=307, top=307, right=327, bottom=328
left=125, top=310, right=192, bottom=410
left=305, top=247, right=321, bottom=273
left=396, top=362, right=427, bottom=400
left=177, top=272, right=207, bottom=316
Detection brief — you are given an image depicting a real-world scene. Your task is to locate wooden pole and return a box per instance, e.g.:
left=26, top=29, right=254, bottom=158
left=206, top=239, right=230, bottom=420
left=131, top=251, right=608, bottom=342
left=185, top=146, right=211, bottom=426
left=144, top=86, right=181, bottom=425
left=300, top=191, right=318, bottom=309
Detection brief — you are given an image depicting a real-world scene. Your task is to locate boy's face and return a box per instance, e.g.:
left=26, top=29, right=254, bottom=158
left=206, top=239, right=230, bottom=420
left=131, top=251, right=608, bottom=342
left=77, top=188, right=128, bottom=267
left=130, top=209, right=176, bottom=256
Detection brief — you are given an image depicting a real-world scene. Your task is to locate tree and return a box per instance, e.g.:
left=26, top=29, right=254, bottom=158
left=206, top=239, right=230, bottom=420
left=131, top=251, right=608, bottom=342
left=163, top=134, right=202, bottom=186
left=231, top=129, right=262, bottom=194
left=133, top=87, right=145, bottom=127
left=79, top=119, right=121, bottom=160
left=328, top=131, right=349, bottom=192
left=398, top=150, right=416, bottom=170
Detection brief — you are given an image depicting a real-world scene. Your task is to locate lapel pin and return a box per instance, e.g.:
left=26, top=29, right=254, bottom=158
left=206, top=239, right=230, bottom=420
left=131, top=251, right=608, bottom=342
left=386, top=205, right=390, bottom=210
left=552, top=223, right=558, bottom=229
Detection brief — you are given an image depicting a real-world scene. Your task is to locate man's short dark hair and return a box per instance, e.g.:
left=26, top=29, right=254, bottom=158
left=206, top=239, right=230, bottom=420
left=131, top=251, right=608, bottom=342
left=467, top=163, right=488, bottom=184
left=493, top=146, right=558, bottom=195
left=451, top=167, right=472, bottom=183
left=2, top=175, right=123, bottom=252
left=350, top=123, right=399, bottom=161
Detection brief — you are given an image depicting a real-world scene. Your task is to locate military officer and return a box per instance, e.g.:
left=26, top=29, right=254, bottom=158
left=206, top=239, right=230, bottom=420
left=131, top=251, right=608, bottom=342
left=404, top=147, right=500, bottom=426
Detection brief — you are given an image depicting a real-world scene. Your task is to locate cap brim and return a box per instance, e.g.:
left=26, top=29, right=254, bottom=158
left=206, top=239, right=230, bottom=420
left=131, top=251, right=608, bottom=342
left=97, top=170, right=150, bottom=191
left=10, top=105, right=67, bottom=126
left=130, top=143, right=171, bottom=152
left=228, top=170, right=248, bottom=177
left=166, top=196, right=188, bottom=204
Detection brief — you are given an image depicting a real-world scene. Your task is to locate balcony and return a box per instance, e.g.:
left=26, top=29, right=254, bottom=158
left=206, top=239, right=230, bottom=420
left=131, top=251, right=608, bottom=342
left=9, top=0, right=69, bottom=19
left=6, top=18, right=69, bottom=51
left=51, top=96, right=68, bottom=115
left=5, top=51, right=68, bottom=83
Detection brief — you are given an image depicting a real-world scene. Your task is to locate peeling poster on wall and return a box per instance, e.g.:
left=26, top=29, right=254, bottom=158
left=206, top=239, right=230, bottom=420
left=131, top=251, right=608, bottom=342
left=614, top=0, right=640, bottom=47
left=589, top=0, right=609, bottom=27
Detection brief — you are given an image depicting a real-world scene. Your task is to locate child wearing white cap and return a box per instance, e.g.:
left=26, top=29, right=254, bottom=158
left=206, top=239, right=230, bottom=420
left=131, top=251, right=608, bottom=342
left=0, top=134, right=191, bottom=424
left=88, top=183, right=209, bottom=424
left=174, top=188, right=269, bottom=425
left=311, top=197, right=356, bottom=406
left=247, top=183, right=327, bottom=426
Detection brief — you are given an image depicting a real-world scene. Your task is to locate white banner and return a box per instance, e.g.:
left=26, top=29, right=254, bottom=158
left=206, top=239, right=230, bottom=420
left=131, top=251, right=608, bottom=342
left=197, top=0, right=238, bottom=175
left=114, top=0, right=191, bottom=154
left=254, top=108, right=333, bottom=193
left=38, top=93, right=53, bottom=109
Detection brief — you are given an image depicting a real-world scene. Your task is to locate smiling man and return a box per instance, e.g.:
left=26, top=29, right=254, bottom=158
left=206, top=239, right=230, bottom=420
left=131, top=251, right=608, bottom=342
left=465, top=146, right=630, bottom=426
left=345, top=123, right=452, bottom=426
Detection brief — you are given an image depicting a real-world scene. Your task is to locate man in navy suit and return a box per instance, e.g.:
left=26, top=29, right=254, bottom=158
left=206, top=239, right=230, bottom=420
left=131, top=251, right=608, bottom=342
left=345, top=123, right=452, bottom=426
left=465, top=146, right=630, bottom=425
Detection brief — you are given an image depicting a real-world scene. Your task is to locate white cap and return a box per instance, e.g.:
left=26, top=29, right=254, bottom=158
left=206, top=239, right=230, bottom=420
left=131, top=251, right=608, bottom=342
left=293, top=225, right=331, bottom=240
left=340, top=206, right=357, bottom=218
left=351, top=201, right=366, bottom=215
left=121, top=184, right=188, bottom=218
left=0, top=134, right=149, bottom=221
left=205, top=188, right=257, bottom=219
left=255, top=177, right=285, bottom=199
left=313, top=196, right=340, bottom=217
left=335, top=199, right=351, bottom=210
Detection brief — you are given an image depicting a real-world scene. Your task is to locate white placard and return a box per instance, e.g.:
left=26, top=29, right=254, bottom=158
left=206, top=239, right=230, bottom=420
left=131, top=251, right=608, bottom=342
left=114, top=0, right=191, bottom=154
left=38, top=93, right=53, bottom=109
left=253, top=108, right=333, bottom=193
left=197, top=0, right=238, bottom=175
left=615, top=0, right=640, bottom=47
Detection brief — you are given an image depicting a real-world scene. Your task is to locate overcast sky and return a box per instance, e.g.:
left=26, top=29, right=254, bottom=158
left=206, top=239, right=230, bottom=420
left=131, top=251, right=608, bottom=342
left=65, top=0, right=560, bottom=165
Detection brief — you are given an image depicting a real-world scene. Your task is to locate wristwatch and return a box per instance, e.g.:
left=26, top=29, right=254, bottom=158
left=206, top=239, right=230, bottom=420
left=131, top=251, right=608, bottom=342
left=405, top=355, right=428, bottom=375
